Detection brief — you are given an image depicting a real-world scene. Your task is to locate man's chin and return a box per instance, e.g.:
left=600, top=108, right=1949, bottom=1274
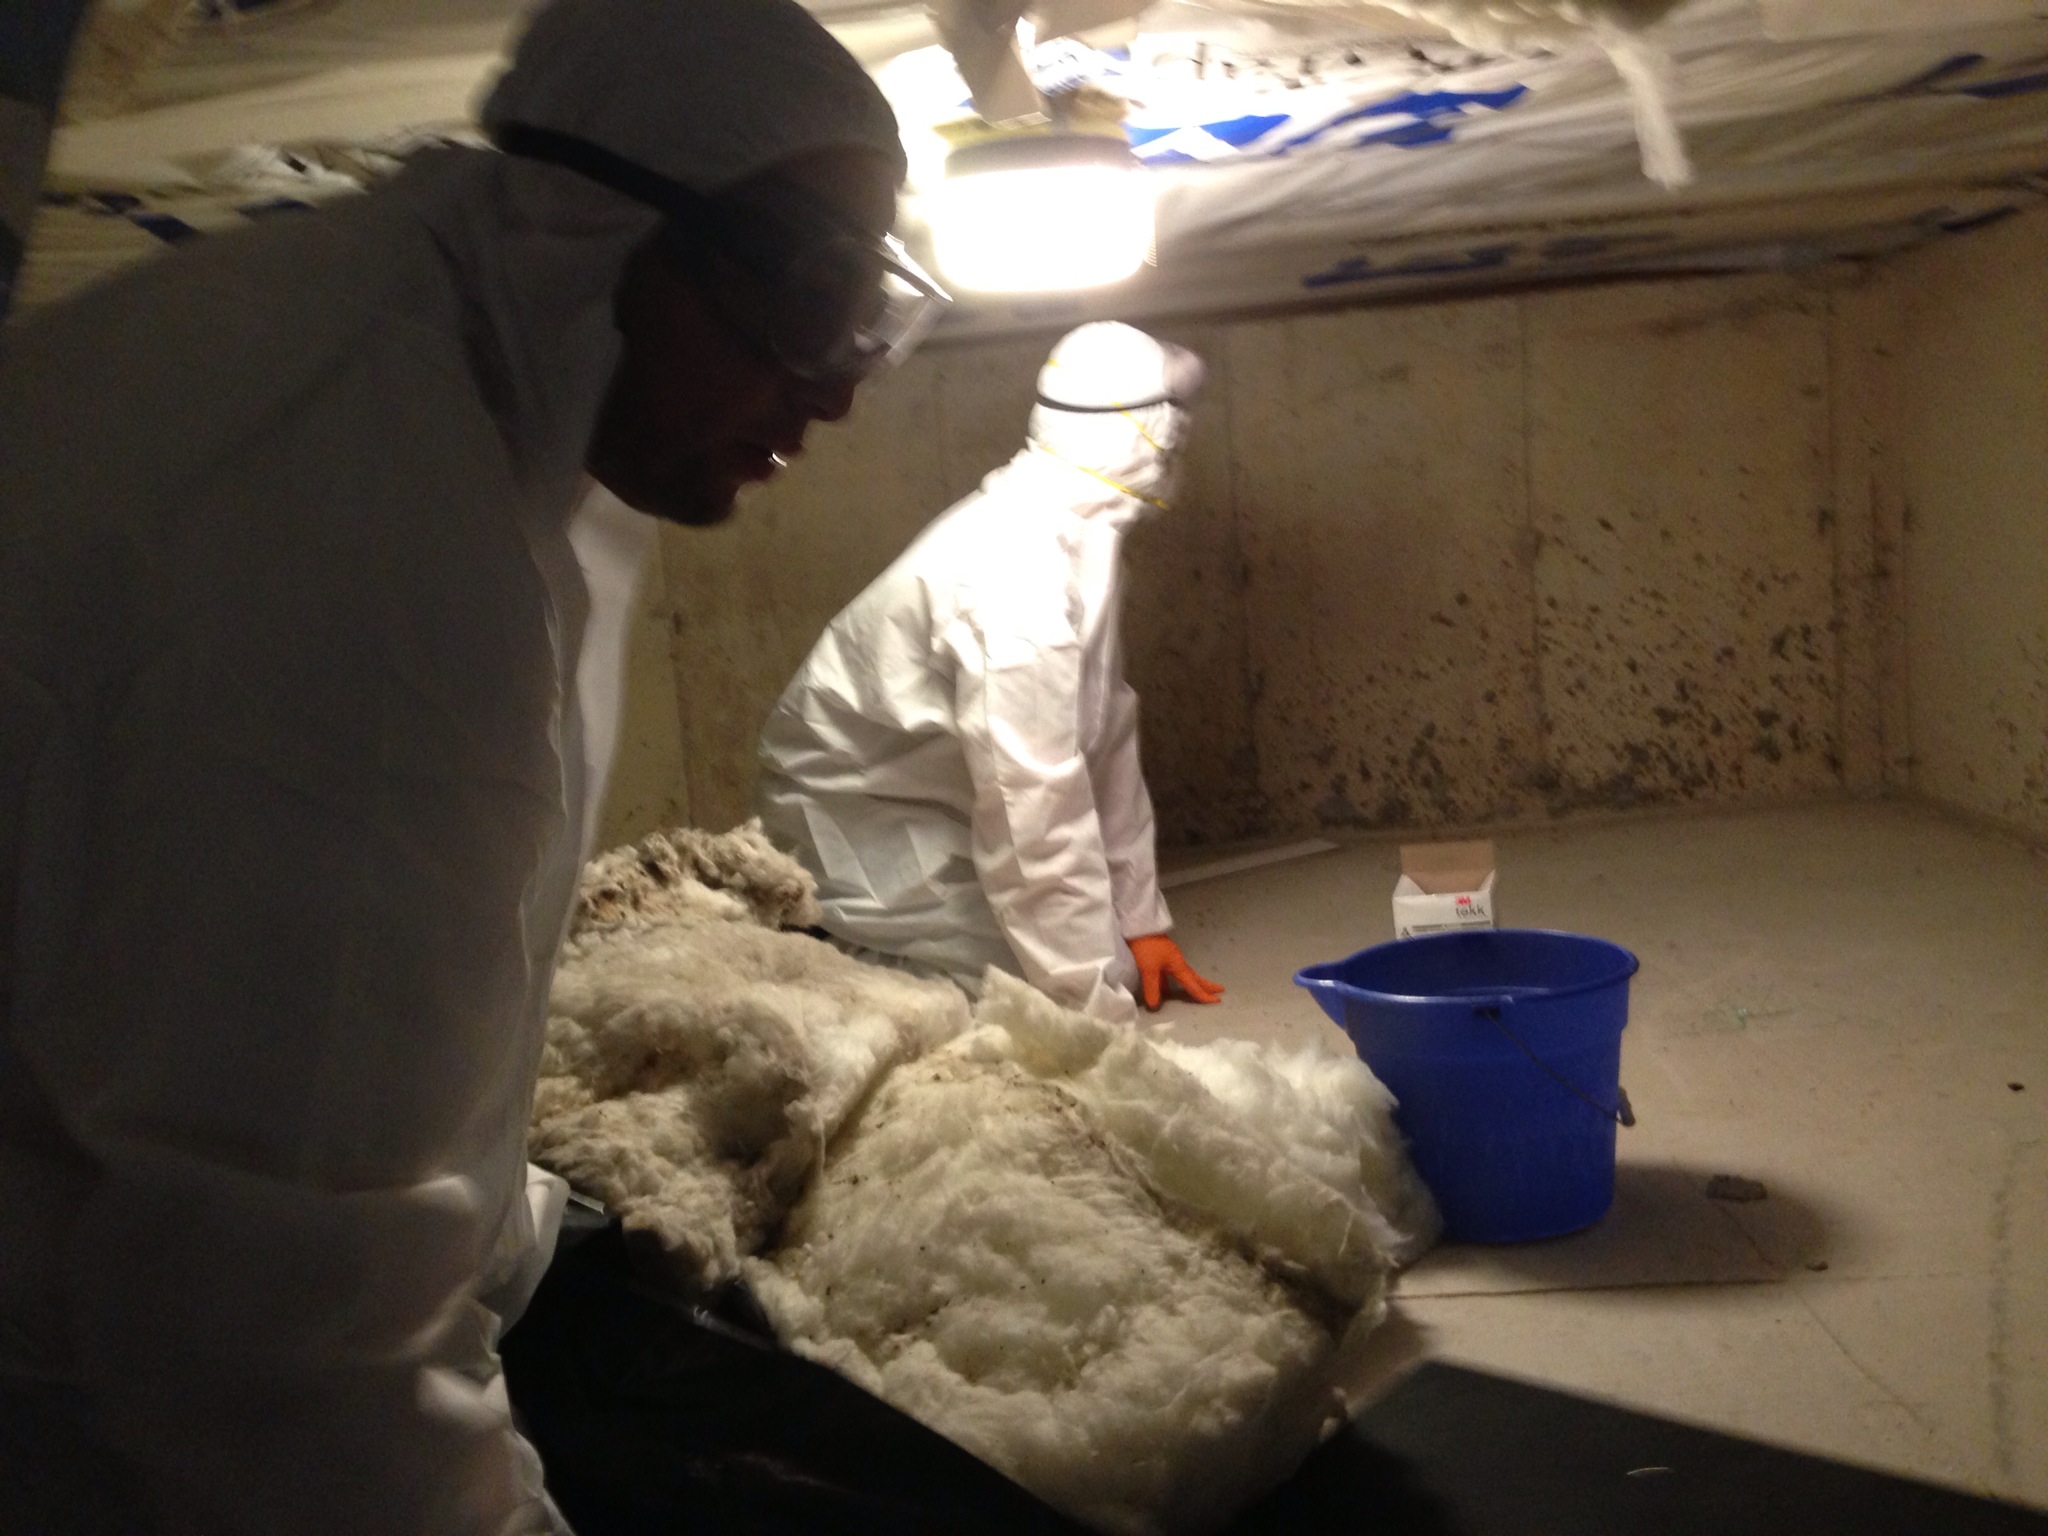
left=596, top=470, right=742, bottom=528
left=655, top=489, right=742, bottom=528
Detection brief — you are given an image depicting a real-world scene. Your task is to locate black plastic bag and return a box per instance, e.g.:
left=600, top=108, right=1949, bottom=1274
left=500, top=1206, right=1089, bottom=1536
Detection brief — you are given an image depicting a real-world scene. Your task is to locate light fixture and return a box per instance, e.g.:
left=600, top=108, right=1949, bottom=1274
left=931, top=130, right=1154, bottom=293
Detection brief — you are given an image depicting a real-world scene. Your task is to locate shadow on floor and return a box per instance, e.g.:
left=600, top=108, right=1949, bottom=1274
left=1226, top=1362, right=2048, bottom=1536
left=1225, top=1426, right=1463, bottom=1535
left=1398, top=1160, right=1836, bottom=1298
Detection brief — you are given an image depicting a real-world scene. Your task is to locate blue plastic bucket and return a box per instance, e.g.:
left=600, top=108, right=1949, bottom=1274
left=1295, top=929, right=1639, bottom=1243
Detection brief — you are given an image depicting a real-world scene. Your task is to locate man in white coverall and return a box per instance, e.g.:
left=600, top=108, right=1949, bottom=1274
left=758, top=323, right=1223, bottom=1024
left=0, top=1, right=945, bottom=1531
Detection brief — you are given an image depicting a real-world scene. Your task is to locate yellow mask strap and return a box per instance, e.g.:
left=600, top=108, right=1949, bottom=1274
left=1119, top=405, right=1166, bottom=455
left=1035, top=443, right=1170, bottom=511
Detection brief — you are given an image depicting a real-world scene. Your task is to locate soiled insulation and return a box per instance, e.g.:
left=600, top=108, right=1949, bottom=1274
left=533, top=822, right=1438, bottom=1535
left=534, top=821, right=971, bottom=1288
left=747, top=970, right=1439, bottom=1536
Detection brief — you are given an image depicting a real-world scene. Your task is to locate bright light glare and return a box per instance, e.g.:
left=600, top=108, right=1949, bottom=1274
left=933, top=164, right=1154, bottom=292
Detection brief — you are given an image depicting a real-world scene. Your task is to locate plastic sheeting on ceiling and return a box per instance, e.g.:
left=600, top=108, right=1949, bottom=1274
left=17, top=0, right=2048, bottom=329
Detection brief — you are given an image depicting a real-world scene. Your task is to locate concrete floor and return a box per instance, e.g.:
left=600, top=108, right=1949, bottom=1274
left=1155, top=799, right=2048, bottom=1511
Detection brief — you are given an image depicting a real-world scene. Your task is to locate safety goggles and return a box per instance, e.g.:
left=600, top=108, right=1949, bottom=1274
left=493, top=123, right=950, bottom=382
left=653, top=203, right=949, bottom=384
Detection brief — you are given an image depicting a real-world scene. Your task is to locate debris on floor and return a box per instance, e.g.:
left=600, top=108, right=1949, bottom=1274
left=1705, top=1174, right=1770, bottom=1203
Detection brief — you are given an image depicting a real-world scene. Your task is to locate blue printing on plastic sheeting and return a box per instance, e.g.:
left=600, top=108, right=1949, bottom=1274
left=1540, top=232, right=1674, bottom=261
left=1200, top=112, right=1292, bottom=147
left=1355, top=119, right=1458, bottom=148
left=1304, top=242, right=1517, bottom=289
left=195, top=0, right=304, bottom=15
left=236, top=197, right=317, bottom=218
left=1937, top=204, right=2020, bottom=235
left=1065, top=83, right=1526, bottom=164
left=1280, top=85, right=1528, bottom=153
left=130, top=213, right=201, bottom=245
left=1885, top=53, right=1986, bottom=96
left=1954, top=69, right=2048, bottom=99
left=1085, top=45, right=2039, bottom=164
left=1129, top=113, right=1295, bottom=160
left=1883, top=51, right=2048, bottom=100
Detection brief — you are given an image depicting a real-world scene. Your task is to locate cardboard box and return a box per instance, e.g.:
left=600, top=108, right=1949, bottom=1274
left=1393, top=840, right=1497, bottom=939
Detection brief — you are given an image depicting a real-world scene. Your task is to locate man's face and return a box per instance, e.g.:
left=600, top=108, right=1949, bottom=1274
left=585, top=146, right=900, bottom=526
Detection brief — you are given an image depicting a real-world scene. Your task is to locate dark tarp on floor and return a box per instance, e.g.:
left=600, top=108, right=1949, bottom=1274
left=500, top=1207, right=1088, bottom=1536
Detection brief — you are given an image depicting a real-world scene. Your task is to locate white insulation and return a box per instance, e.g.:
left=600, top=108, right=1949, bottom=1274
left=19, top=3, right=2048, bottom=321
left=533, top=822, right=1438, bottom=1535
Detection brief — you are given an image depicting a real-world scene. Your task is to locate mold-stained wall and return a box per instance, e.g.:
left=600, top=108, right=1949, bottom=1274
left=1226, top=298, right=1540, bottom=831
left=1524, top=281, right=1843, bottom=811
left=1890, top=207, right=2048, bottom=844
left=1225, top=277, right=1867, bottom=834
left=647, top=267, right=1905, bottom=845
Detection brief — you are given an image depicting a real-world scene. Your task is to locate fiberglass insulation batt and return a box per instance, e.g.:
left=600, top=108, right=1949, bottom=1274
left=533, top=824, right=1438, bottom=1536
left=533, top=822, right=970, bottom=1287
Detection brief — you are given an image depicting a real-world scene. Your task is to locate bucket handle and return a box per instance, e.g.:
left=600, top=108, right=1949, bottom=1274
left=1476, top=1001, right=1636, bottom=1129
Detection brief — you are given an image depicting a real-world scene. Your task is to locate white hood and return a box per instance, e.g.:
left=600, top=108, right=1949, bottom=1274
left=481, top=0, right=907, bottom=194
left=1026, top=320, right=1206, bottom=520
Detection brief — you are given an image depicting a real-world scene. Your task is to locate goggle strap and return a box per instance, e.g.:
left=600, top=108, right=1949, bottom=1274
left=492, top=122, right=714, bottom=227
left=496, top=121, right=949, bottom=380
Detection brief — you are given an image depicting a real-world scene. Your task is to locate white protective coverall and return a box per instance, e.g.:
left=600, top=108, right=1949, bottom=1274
left=759, top=324, right=1202, bottom=1025
left=0, top=2, right=902, bottom=1532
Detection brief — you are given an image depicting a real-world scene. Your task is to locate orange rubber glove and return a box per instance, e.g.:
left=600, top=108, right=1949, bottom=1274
left=1127, top=934, right=1225, bottom=1010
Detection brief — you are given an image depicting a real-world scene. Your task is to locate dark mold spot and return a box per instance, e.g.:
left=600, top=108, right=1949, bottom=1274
left=1315, top=792, right=1364, bottom=826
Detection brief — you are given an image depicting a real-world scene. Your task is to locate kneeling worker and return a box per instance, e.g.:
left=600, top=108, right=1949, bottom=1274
left=759, top=322, right=1223, bottom=1023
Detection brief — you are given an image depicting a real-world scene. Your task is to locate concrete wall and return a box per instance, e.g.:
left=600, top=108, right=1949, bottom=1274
left=1888, top=207, right=2048, bottom=845
left=1228, top=276, right=1885, bottom=835
left=591, top=548, right=692, bottom=848
left=632, top=266, right=1905, bottom=847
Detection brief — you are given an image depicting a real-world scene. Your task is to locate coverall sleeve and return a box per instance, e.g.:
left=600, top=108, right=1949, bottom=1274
left=950, top=609, right=1138, bottom=1024
left=13, top=344, right=570, bottom=1535
left=1088, top=665, right=1173, bottom=944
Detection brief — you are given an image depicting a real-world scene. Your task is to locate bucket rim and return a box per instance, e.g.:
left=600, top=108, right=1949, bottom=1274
left=1293, top=927, right=1641, bottom=1008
